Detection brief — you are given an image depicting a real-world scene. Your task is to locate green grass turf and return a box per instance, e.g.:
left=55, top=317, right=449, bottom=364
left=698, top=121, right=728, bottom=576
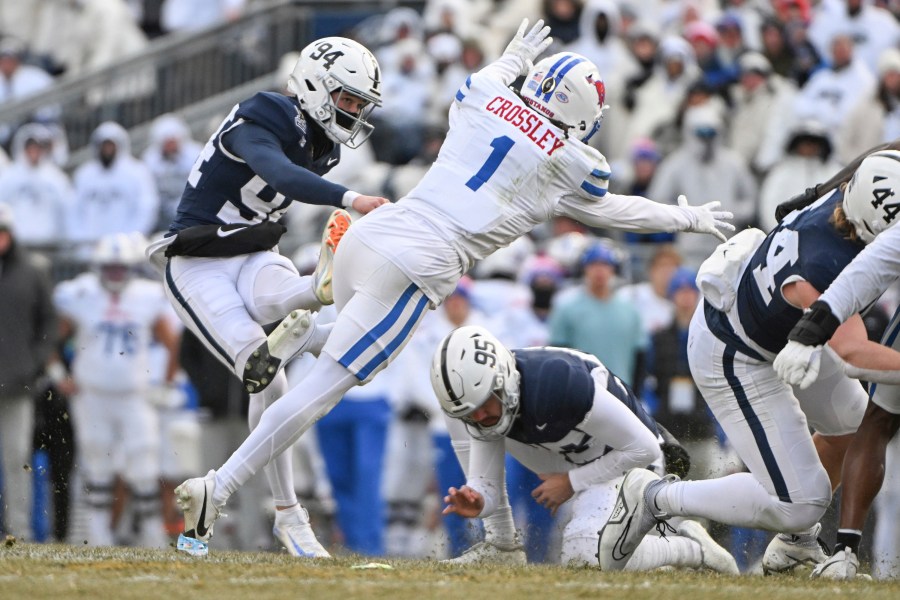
left=1, top=541, right=898, bottom=600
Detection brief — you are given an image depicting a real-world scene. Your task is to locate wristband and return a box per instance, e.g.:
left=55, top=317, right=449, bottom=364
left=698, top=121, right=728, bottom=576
left=787, top=300, right=841, bottom=346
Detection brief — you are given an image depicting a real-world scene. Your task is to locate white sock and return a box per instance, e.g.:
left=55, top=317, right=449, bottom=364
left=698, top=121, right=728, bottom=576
left=484, top=503, right=518, bottom=548
left=624, top=535, right=703, bottom=571
left=214, top=355, right=357, bottom=506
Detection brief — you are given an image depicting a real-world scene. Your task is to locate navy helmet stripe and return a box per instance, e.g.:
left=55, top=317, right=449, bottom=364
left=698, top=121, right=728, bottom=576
left=723, top=346, right=792, bottom=503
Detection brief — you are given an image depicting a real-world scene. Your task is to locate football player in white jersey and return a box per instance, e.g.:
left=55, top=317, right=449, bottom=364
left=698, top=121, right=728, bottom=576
left=434, top=326, right=738, bottom=573
left=53, top=233, right=181, bottom=548
left=597, top=151, right=900, bottom=576
left=173, top=19, right=734, bottom=555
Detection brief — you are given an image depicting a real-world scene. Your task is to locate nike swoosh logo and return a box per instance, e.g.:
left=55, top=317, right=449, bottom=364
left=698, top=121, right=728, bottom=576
left=195, top=488, right=209, bottom=538
left=217, top=227, right=243, bottom=238
left=282, top=529, right=316, bottom=557
left=536, top=423, right=548, bottom=431
left=326, top=157, right=339, bottom=166
left=610, top=516, right=634, bottom=562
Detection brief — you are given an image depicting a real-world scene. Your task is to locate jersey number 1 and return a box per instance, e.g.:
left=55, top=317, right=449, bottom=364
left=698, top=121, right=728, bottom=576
left=466, top=136, right=514, bottom=191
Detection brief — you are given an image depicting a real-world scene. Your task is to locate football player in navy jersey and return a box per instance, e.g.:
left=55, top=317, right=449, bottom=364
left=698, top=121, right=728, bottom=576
left=432, top=326, right=738, bottom=572
left=598, top=151, right=900, bottom=575
left=147, top=37, right=389, bottom=557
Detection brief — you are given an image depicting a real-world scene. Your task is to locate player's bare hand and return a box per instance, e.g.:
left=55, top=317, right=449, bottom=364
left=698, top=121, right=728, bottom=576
left=532, top=473, right=573, bottom=516
left=351, top=195, right=390, bottom=214
left=504, top=18, right=553, bottom=74
left=678, top=195, right=735, bottom=242
left=443, top=485, right=484, bottom=518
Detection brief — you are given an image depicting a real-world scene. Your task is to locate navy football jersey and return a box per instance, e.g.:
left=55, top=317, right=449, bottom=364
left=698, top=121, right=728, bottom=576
left=170, top=92, right=342, bottom=232
left=507, top=347, right=658, bottom=445
left=735, top=191, right=865, bottom=354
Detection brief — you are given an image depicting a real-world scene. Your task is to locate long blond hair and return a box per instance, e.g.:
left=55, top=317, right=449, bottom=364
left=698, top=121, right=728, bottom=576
left=830, top=182, right=860, bottom=242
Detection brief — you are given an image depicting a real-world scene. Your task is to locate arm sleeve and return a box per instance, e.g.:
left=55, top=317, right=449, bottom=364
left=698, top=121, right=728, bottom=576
left=464, top=54, right=527, bottom=93
left=463, top=437, right=507, bottom=518
left=556, top=191, right=695, bottom=233
left=819, top=224, right=900, bottom=321
left=222, top=122, right=348, bottom=207
left=567, top=389, right=662, bottom=492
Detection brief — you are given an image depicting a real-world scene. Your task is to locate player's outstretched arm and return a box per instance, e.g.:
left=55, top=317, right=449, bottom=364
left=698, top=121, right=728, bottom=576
left=676, top=194, right=735, bottom=242
left=502, top=18, right=553, bottom=75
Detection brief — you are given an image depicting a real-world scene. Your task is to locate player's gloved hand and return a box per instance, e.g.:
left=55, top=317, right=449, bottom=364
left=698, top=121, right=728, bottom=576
left=773, top=341, right=821, bottom=389
left=351, top=194, right=390, bottom=214
left=503, top=18, right=553, bottom=74
left=678, top=195, right=735, bottom=242
left=775, top=185, right=819, bottom=223
left=773, top=300, right=841, bottom=389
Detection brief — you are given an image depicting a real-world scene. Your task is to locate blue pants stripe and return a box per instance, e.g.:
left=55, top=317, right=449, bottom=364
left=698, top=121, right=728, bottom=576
left=165, top=261, right=234, bottom=367
left=723, top=346, right=791, bottom=503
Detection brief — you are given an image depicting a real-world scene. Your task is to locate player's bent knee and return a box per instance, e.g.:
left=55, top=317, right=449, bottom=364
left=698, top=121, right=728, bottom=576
left=763, top=500, right=826, bottom=533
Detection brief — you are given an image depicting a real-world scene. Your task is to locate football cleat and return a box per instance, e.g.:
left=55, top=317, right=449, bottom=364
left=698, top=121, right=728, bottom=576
left=313, top=208, right=352, bottom=305
left=762, top=522, right=829, bottom=575
left=441, top=540, right=527, bottom=566
left=273, top=506, right=331, bottom=558
left=597, top=469, right=675, bottom=571
left=243, top=309, right=314, bottom=394
left=677, top=519, right=740, bottom=575
left=175, top=470, right=223, bottom=551
left=810, top=547, right=871, bottom=580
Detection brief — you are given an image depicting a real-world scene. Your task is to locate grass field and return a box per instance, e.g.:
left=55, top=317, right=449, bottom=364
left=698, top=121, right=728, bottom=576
left=2, top=541, right=899, bottom=600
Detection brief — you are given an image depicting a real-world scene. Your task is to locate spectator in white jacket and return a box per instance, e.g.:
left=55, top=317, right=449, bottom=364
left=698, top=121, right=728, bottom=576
left=808, top=0, right=900, bottom=76
left=69, top=122, right=159, bottom=255
left=141, top=114, right=202, bottom=232
left=792, top=33, right=875, bottom=133
left=837, top=47, right=900, bottom=165
left=648, top=104, right=757, bottom=267
left=757, top=120, right=842, bottom=232
left=0, top=123, right=73, bottom=248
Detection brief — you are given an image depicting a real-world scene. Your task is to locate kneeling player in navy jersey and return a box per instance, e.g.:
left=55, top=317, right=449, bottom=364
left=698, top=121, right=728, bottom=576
left=434, top=326, right=738, bottom=572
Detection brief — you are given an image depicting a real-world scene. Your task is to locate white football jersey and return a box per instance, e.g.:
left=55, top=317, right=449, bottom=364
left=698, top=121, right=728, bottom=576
left=54, top=273, right=170, bottom=393
left=353, top=63, right=611, bottom=302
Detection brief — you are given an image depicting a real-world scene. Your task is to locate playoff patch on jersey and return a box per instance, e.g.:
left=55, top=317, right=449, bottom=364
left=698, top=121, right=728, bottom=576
left=294, top=110, right=308, bottom=148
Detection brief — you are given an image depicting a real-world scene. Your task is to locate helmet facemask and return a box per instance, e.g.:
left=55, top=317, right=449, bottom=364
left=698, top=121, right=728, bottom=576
left=461, top=371, right=521, bottom=441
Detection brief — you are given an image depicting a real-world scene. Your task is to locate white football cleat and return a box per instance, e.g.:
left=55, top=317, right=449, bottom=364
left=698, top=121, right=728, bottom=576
left=762, top=522, right=829, bottom=575
left=313, top=208, right=352, bottom=305
left=175, top=470, right=223, bottom=555
left=810, top=548, right=871, bottom=580
left=677, top=519, right=740, bottom=575
left=441, top=540, right=527, bottom=566
left=243, top=309, right=315, bottom=393
left=273, top=507, right=331, bottom=558
left=597, top=469, right=675, bottom=571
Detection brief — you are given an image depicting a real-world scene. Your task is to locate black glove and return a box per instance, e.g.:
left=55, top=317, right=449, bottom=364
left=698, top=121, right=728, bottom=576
left=775, top=185, right=819, bottom=223
left=787, top=300, right=841, bottom=346
left=657, top=423, right=691, bottom=479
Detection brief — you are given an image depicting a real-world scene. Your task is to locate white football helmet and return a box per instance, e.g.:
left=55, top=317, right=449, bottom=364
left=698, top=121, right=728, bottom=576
left=93, top=232, right=144, bottom=292
left=430, top=326, right=521, bottom=441
left=843, top=149, right=900, bottom=243
left=287, top=37, right=382, bottom=148
left=520, top=52, right=608, bottom=143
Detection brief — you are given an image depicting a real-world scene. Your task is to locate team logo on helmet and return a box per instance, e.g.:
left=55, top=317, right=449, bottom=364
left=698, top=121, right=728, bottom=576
left=555, top=92, right=569, bottom=103
left=587, top=74, right=606, bottom=107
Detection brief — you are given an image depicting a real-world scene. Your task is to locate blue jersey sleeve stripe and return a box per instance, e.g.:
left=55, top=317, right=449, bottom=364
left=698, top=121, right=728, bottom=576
left=590, top=169, right=611, bottom=180
left=455, top=75, right=473, bottom=102
left=580, top=180, right=607, bottom=197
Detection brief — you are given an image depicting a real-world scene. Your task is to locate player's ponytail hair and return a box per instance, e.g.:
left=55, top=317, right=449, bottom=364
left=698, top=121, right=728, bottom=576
left=830, top=183, right=860, bottom=242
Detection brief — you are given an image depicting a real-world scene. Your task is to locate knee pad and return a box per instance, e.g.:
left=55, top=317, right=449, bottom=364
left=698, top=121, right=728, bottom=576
left=236, top=251, right=299, bottom=323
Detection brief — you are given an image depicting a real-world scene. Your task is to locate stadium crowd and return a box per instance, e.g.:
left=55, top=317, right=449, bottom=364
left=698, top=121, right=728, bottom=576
left=0, top=0, right=899, bottom=579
